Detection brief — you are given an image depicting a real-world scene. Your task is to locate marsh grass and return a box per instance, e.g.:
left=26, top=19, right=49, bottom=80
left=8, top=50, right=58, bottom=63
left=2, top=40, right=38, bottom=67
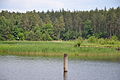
left=0, top=41, right=120, bottom=61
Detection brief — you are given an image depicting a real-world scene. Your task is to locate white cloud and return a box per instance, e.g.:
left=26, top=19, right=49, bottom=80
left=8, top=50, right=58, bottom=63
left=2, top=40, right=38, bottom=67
left=7, top=0, right=64, bottom=9
left=0, top=0, right=119, bottom=12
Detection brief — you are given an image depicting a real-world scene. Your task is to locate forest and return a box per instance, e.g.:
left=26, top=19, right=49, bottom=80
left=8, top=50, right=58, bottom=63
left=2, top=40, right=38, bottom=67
left=0, top=7, right=120, bottom=41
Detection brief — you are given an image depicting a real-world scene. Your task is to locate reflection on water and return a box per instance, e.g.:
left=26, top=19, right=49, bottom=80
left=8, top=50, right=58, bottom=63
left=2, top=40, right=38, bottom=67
left=64, top=72, right=68, bottom=80
left=0, top=56, right=120, bottom=80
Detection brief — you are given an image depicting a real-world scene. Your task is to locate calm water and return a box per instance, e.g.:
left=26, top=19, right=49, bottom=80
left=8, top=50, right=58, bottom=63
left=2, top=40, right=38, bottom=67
left=0, top=56, right=120, bottom=80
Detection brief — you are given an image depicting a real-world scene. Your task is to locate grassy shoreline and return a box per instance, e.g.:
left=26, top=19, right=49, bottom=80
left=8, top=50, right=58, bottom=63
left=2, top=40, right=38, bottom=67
left=0, top=41, right=120, bottom=61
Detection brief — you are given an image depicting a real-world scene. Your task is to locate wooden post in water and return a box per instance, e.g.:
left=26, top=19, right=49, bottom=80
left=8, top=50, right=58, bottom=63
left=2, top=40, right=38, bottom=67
left=64, top=54, right=68, bottom=72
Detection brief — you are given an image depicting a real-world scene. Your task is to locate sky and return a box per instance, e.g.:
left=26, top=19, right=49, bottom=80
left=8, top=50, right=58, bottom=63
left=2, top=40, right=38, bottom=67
left=0, top=0, right=120, bottom=12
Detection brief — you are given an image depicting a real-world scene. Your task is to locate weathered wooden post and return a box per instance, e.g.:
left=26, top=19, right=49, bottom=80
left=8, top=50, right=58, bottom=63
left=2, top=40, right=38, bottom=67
left=64, top=54, right=68, bottom=72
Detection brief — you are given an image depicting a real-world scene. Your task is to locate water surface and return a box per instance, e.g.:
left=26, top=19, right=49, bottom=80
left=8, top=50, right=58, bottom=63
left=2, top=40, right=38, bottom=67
left=0, top=56, right=120, bottom=80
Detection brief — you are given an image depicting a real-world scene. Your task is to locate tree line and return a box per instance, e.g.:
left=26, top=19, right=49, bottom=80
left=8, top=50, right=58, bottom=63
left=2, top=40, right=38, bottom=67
left=0, top=7, right=120, bottom=41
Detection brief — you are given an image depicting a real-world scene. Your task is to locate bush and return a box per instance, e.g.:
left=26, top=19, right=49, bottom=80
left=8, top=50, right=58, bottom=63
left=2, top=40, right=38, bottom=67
left=98, top=38, right=106, bottom=45
left=111, top=36, right=118, bottom=41
left=18, top=33, right=25, bottom=40
left=88, top=36, right=98, bottom=43
left=98, top=38, right=118, bottom=45
left=106, top=39, right=116, bottom=45
left=74, top=37, right=83, bottom=47
left=0, top=36, right=5, bottom=41
left=77, top=37, right=83, bottom=41
left=41, top=33, right=53, bottom=41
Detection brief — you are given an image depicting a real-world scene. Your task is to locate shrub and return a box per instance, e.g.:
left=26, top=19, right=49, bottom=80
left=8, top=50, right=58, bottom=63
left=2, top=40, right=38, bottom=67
left=111, top=36, right=118, bottom=41
left=106, top=39, right=116, bottom=45
left=88, top=36, right=98, bottom=43
left=98, top=38, right=117, bottom=45
left=98, top=38, right=106, bottom=45
left=74, top=37, right=83, bottom=47
left=77, top=37, right=83, bottom=41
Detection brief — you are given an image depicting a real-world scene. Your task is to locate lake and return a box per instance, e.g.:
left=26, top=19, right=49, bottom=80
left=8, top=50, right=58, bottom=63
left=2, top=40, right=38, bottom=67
left=0, top=56, right=120, bottom=80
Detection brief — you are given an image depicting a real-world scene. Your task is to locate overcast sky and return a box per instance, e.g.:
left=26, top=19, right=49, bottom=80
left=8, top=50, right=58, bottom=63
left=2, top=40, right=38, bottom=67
left=0, top=0, right=120, bottom=12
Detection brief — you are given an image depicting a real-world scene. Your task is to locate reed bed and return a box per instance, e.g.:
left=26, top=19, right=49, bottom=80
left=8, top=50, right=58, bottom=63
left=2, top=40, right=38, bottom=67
left=0, top=41, right=120, bottom=61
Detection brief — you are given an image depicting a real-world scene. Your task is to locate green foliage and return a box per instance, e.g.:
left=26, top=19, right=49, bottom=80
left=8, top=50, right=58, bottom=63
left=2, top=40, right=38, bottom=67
left=82, top=20, right=94, bottom=38
left=41, top=33, right=53, bottom=41
left=74, top=37, right=83, bottom=47
left=18, top=33, right=25, bottom=40
left=42, top=24, right=54, bottom=35
left=87, top=36, right=119, bottom=45
left=7, top=34, right=15, bottom=40
left=0, top=41, right=120, bottom=61
left=111, top=36, right=118, bottom=41
left=40, top=24, right=54, bottom=41
left=0, top=7, right=120, bottom=41
left=88, top=36, right=98, bottom=43
left=77, top=37, right=84, bottom=41
left=0, top=16, right=11, bottom=40
left=105, top=39, right=117, bottom=45
left=62, top=30, right=80, bottom=40
left=25, top=31, right=35, bottom=40
left=98, top=38, right=118, bottom=45
left=95, top=32, right=109, bottom=38
left=53, top=15, right=65, bottom=39
left=12, top=27, right=24, bottom=40
left=98, top=38, right=106, bottom=45
left=0, top=35, right=5, bottom=41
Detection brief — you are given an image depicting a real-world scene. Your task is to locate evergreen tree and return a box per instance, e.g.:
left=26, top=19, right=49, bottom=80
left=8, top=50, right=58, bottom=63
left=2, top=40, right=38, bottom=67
left=0, top=7, right=120, bottom=40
